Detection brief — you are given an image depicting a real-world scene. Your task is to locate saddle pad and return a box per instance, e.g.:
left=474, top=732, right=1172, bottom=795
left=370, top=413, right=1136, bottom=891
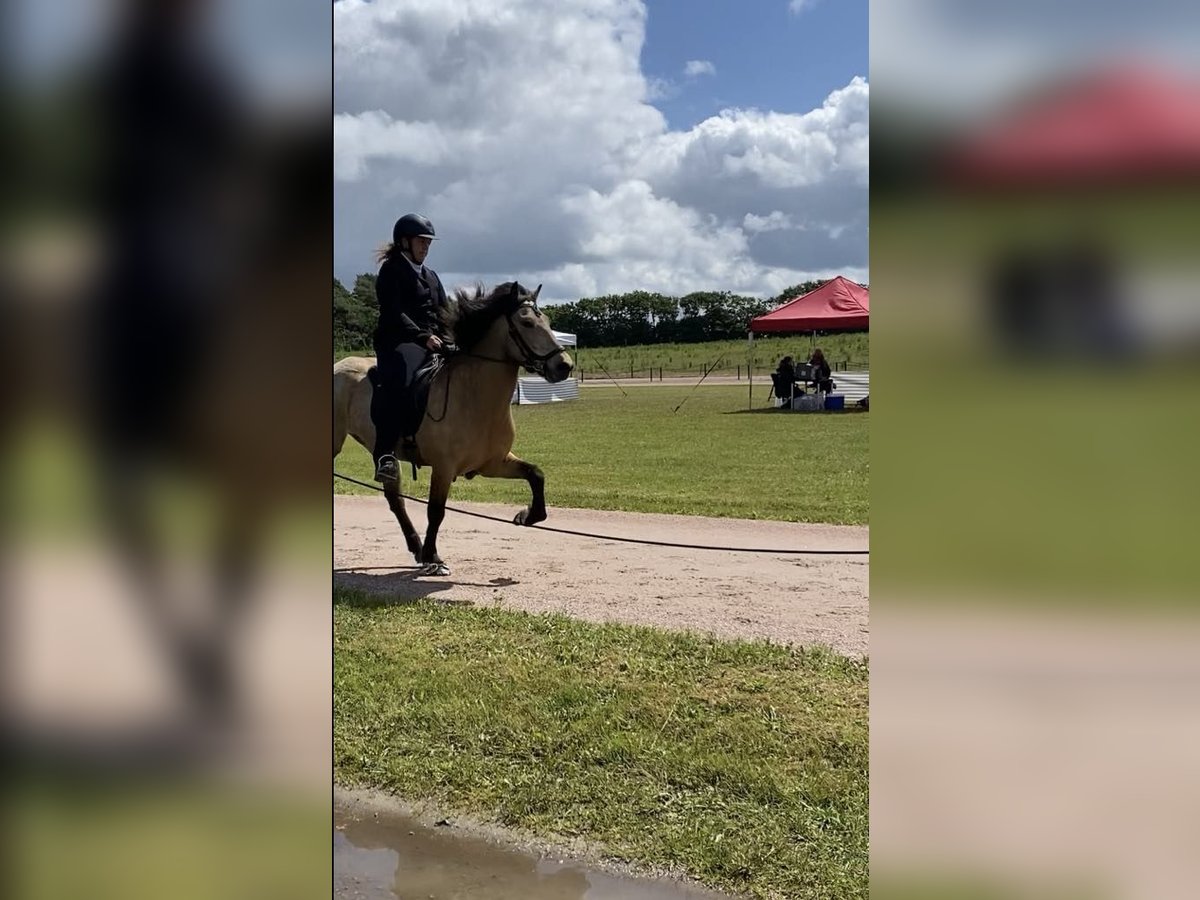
left=409, top=353, right=444, bottom=424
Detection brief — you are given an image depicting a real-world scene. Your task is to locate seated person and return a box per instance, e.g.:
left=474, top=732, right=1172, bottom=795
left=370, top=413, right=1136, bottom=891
left=775, top=356, right=800, bottom=402
left=809, top=348, right=834, bottom=394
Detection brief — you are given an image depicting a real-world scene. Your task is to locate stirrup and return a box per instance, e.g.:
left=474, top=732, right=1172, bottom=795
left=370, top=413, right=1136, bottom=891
left=374, top=454, right=400, bottom=484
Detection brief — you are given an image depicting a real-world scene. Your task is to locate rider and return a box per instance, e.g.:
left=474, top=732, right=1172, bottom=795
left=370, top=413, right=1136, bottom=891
left=371, top=213, right=452, bottom=484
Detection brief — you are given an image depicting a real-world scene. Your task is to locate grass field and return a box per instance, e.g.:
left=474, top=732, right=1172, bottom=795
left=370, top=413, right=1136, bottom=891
left=334, top=384, right=869, bottom=525
left=335, top=591, right=868, bottom=900
left=338, top=333, right=869, bottom=380
left=570, top=333, right=869, bottom=381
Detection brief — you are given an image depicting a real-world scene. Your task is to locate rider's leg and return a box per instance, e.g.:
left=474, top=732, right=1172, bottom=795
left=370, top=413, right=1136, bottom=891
left=371, top=350, right=408, bottom=482
left=395, top=344, right=430, bottom=452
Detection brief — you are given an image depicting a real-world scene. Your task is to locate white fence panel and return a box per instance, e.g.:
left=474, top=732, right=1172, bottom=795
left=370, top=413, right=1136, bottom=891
left=512, top=378, right=581, bottom=405
left=830, top=371, right=869, bottom=403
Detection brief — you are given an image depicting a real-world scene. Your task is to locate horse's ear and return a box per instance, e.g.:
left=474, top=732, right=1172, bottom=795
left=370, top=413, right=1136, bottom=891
left=532, top=284, right=542, bottom=302
left=510, top=282, right=520, bottom=299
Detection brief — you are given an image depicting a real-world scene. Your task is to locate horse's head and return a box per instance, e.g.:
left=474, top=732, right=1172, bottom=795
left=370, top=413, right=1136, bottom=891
left=490, top=282, right=574, bottom=383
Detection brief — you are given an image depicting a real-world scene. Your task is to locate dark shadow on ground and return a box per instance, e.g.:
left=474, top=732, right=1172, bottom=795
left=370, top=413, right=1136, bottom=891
left=725, top=406, right=870, bottom=416
left=334, top=570, right=522, bottom=607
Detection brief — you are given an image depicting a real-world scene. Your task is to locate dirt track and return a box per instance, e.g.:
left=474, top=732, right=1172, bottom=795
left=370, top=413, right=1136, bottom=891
left=334, top=495, right=869, bottom=657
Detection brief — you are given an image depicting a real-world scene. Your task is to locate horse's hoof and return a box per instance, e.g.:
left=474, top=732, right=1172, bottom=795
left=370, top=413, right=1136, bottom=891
left=419, top=563, right=450, bottom=577
left=514, top=509, right=546, bottom=527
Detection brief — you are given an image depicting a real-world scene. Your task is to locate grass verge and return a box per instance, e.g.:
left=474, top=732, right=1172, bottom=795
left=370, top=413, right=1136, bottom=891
left=334, top=385, right=869, bottom=525
left=334, top=589, right=868, bottom=900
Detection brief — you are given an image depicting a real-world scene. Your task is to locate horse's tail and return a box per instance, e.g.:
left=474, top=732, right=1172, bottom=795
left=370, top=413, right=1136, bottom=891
left=334, top=356, right=375, bottom=458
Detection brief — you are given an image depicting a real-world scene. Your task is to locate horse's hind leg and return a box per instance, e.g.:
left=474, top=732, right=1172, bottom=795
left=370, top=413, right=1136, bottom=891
left=479, top=453, right=546, bottom=526
left=383, top=484, right=423, bottom=563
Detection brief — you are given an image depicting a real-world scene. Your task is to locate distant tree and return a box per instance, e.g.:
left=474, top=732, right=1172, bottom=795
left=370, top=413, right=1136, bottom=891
left=542, top=300, right=584, bottom=337
left=337, top=274, right=834, bottom=350
left=333, top=275, right=376, bottom=351
left=770, top=280, right=825, bottom=307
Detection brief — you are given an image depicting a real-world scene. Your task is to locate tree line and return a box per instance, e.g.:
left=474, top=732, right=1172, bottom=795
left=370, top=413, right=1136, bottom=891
left=334, top=275, right=829, bottom=351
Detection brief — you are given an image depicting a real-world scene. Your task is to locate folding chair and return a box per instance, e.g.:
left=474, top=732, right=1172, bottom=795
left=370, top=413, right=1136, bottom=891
left=769, top=372, right=793, bottom=408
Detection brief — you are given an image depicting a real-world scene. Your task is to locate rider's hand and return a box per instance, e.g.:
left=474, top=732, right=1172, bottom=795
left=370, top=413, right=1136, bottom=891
left=426, top=335, right=444, bottom=352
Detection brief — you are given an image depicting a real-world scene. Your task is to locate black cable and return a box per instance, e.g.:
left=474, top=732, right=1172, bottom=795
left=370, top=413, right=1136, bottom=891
left=334, top=472, right=869, bottom=556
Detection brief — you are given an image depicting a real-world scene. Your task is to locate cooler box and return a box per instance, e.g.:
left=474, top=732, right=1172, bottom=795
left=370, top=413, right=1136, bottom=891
left=824, top=394, right=845, bottom=411
left=792, top=394, right=822, bottom=411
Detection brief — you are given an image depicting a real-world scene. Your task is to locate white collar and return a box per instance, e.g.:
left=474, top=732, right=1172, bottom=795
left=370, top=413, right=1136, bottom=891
left=400, top=252, right=424, bottom=276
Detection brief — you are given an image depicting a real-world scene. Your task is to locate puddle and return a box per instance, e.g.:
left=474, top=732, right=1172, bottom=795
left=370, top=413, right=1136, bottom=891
left=335, top=801, right=734, bottom=900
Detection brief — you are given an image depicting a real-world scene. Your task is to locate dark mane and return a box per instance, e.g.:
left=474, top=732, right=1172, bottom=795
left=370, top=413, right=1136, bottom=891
left=442, top=281, right=528, bottom=350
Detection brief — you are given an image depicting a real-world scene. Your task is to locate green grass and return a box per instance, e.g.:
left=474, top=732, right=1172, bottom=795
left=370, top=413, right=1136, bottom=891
left=335, top=385, right=869, bottom=525
left=338, top=334, right=869, bottom=379
left=571, top=334, right=869, bottom=380
left=334, top=592, right=868, bottom=900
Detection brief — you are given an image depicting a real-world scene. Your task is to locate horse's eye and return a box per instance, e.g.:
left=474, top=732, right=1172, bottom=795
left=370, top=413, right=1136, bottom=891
left=521, top=320, right=534, bottom=328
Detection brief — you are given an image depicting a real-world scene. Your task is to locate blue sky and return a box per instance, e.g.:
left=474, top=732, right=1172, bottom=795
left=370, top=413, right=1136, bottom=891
left=335, top=0, right=869, bottom=300
left=641, top=0, right=868, bottom=129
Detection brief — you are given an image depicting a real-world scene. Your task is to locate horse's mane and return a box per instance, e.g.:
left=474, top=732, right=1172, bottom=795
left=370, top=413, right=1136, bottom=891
left=442, top=281, right=528, bottom=350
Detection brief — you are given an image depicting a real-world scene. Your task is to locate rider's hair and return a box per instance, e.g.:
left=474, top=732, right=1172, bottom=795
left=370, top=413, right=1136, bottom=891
left=375, top=240, right=407, bottom=265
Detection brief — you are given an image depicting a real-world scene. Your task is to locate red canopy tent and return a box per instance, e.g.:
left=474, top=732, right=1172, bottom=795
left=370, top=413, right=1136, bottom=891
left=746, top=276, right=869, bottom=407
left=945, top=66, right=1200, bottom=187
left=750, top=276, right=870, bottom=334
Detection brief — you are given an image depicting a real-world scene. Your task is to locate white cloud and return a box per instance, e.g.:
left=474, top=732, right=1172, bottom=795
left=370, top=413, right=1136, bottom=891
left=684, top=59, right=715, bottom=77
left=639, top=78, right=869, bottom=191
left=334, top=0, right=867, bottom=300
left=645, top=76, right=679, bottom=101
left=744, top=211, right=796, bottom=233
left=788, top=0, right=820, bottom=15
left=333, top=112, right=458, bottom=181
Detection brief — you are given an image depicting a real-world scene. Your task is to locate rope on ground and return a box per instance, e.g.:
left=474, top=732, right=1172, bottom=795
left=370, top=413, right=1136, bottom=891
left=334, top=472, right=869, bottom=556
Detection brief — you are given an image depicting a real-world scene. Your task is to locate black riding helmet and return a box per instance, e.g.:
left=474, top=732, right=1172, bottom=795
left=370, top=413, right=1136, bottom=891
left=393, top=213, right=437, bottom=244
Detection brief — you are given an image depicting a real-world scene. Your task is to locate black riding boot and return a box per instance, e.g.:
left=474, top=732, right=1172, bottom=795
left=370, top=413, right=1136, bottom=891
left=370, top=381, right=402, bottom=483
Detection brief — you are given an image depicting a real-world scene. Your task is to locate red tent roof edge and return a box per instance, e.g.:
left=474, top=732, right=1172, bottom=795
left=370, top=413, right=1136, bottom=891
left=749, top=275, right=870, bottom=334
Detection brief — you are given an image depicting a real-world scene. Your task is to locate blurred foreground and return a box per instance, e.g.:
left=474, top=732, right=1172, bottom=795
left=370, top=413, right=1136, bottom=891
left=3, top=0, right=330, bottom=896
left=872, top=4, right=1200, bottom=898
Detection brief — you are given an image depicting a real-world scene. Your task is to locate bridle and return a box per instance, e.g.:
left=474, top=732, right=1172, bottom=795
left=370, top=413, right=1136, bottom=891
left=458, top=285, right=566, bottom=377
left=504, top=299, right=567, bottom=377
left=427, top=285, right=565, bottom=424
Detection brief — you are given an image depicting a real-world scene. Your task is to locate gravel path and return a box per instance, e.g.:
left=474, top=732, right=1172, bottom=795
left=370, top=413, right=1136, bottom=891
left=334, top=495, right=869, bottom=657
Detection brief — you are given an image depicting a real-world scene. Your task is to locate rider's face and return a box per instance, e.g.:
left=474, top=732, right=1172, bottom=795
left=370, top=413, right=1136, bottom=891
left=408, top=236, right=432, bottom=264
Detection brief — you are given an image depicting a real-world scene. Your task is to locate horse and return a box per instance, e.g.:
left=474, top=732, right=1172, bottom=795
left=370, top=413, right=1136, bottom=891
left=334, top=281, right=574, bottom=575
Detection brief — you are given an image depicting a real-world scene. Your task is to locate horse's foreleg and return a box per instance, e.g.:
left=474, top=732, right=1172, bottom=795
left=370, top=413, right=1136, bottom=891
left=419, top=470, right=453, bottom=570
left=383, top=483, right=423, bottom=563
left=479, top=453, right=546, bottom=526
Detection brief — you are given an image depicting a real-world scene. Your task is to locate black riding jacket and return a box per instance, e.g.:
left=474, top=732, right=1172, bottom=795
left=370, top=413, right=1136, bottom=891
left=372, top=255, right=450, bottom=354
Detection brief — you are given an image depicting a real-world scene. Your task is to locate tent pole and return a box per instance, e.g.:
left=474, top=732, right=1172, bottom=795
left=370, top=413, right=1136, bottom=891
left=747, top=331, right=754, bottom=409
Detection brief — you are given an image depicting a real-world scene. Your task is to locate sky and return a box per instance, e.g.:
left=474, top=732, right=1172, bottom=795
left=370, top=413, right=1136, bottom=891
left=873, top=1, right=1200, bottom=122
left=334, top=0, right=869, bottom=302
